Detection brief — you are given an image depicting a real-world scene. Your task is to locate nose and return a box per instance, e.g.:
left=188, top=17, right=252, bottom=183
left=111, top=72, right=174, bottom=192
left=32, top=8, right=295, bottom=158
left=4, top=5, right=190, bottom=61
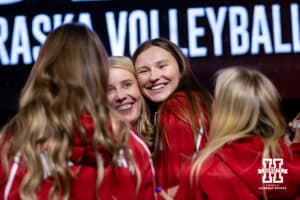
left=115, top=88, right=126, bottom=102
left=149, top=68, right=160, bottom=82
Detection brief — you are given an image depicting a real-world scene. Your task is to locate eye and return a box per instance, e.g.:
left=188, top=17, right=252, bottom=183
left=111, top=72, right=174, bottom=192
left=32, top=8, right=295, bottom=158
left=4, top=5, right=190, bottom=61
left=122, top=81, right=132, bottom=89
left=107, top=86, right=115, bottom=94
left=137, top=67, right=149, bottom=74
left=159, top=64, right=166, bottom=69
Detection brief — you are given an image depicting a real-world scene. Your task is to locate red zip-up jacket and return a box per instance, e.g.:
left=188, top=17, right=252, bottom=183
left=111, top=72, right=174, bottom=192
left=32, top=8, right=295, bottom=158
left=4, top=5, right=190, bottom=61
left=0, top=113, right=156, bottom=200
left=175, top=136, right=300, bottom=200
left=155, top=91, right=209, bottom=190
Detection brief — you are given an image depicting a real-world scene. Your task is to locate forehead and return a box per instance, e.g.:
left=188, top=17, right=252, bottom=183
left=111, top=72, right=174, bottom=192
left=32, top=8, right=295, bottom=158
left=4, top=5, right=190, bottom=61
left=135, top=46, right=175, bottom=67
left=108, top=68, right=136, bottom=83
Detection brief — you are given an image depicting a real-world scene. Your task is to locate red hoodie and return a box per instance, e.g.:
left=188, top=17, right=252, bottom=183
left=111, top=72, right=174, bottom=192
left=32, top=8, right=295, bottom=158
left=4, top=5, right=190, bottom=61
left=0, top=113, right=156, bottom=200
left=175, top=136, right=300, bottom=200
left=155, top=91, right=210, bottom=190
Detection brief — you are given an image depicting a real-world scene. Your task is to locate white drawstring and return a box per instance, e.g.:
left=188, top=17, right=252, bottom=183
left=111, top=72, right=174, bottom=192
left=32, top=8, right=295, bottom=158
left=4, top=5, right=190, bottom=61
left=4, top=152, right=21, bottom=200
left=117, top=147, right=136, bottom=174
left=117, top=149, right=128, bottom=168
left=193, top=120, right=204, bottom=159
left=40, top=153, right=51, bottom=179
left=4, top=152, right=74, bottom=200
left=196, top=125, right=204, bottom=152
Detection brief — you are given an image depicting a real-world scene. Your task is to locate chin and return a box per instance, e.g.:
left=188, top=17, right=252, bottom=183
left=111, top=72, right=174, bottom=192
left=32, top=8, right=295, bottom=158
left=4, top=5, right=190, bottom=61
left=151, top=97, right=166, bottom=103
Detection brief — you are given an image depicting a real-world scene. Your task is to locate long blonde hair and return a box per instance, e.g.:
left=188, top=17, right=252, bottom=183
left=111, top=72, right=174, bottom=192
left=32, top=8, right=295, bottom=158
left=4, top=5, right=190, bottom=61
left=109, top=56, right=154, bottom=147
left=191, top=66, right=286, bottom=183
left=0, top=23, right=139, bottom=199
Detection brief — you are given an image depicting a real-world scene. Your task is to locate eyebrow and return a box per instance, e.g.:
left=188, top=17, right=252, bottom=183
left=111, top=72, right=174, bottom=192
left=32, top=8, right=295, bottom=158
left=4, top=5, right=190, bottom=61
left=136, top=59, right=169, bottom=69
left=121, top=79, right=133, bottom=84
left=136, top=65, right=149, bottom=70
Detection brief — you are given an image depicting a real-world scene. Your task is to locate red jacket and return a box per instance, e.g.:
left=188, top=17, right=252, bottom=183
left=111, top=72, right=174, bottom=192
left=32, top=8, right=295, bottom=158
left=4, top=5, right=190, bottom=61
left=155, top=91, right=209, bottom=189
left=0, top=113, right=156, bottom=200
left=175, top=136, right=300, bottom=200
left=128, top=129, right=157, bottom=200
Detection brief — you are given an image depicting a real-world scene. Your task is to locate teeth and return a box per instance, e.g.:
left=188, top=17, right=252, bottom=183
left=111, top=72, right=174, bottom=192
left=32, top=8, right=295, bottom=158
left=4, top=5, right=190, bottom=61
left=151, top=84, right=165, bottom=90
left=118, top=104, right=132, bottom=111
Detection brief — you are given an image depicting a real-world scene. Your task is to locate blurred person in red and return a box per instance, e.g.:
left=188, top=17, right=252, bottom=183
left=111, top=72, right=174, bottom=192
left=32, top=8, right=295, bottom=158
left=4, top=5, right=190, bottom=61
left=0, top=23, right=147, bottom=199
left=175, top=67, right=300, bottom=200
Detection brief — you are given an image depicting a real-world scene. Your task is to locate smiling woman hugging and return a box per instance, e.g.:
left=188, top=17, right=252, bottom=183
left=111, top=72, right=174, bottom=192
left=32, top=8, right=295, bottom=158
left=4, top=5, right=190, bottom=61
left=107, top=56, right=156, bottom=200
left=132, top=37, right=213, bottom=198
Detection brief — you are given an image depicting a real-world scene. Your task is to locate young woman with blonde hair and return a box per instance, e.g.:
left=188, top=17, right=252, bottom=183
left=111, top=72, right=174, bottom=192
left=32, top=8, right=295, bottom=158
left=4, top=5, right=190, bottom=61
left=108, top=56, right=154, bottom=148
left=108, top=56, right=156, bottom=199
left=175, top=67, right=300, bottom=199
left=0, top=23, right=146, bottom=199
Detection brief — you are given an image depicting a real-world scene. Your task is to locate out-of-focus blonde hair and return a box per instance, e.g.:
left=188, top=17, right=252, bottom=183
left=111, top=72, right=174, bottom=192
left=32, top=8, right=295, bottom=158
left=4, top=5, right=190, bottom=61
left=0, top=23, right=139, bottom=199
left=109, top=56, right=154, bottom=147
left=191, top=66, right=286, bottom=184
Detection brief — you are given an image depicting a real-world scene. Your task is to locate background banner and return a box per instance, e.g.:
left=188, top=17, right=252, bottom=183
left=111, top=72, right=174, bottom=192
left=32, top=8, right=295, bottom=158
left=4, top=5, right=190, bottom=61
left=0, top=0, right=299, bottom=124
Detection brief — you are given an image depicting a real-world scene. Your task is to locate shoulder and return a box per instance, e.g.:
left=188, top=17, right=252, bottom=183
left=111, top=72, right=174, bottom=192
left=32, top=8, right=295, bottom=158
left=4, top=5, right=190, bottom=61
left=162, top=90, right=206, bottom=115
left=163, top=91, right=192, bottom=110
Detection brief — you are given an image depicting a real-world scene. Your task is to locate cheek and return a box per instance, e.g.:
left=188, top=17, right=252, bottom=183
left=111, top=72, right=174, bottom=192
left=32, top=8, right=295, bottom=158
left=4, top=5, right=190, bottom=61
left=129, top=86, right=141, bottom=99
left=136, top=75, right=148, bottom=87
left=165, top=66, right=181, bottom=82
left=107, top=93, right=114, bottom=104
left=135, top=98, right=143, bottom=112
left=135, top=99, right=143, bottom=118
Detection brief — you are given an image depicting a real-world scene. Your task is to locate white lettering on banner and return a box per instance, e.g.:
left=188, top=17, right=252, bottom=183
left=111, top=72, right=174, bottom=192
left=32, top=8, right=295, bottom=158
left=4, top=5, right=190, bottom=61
left=168, top=9, right=188, bottom=55
left=32, top=14, right=52, bottom=60
left=150, top=10, right=159, bottom=40
left=0, top=12, right=92, bottom=66
left=10, top=16, right=31, bottom=65
left=107, top=4, right=300, bottom=57
left=272, top=5, right=292, bottom=53
left=0, top=0, right=22, bottom=5
left=187, top=7, right=207, bottom=57
left=251, top=5, right=272, bottom=55
left=229, top=6, right=249, bottom=55
left=291, top=4, right=300, bottom=52
left=128, top=10, right=149, bottom=55
left=0, top=17, right=9, bottom=65
left=105, top=11, right=128, bottom=56
left=106, top=9, right=160, bottom=56
left=206, top=7, right=227, bottom=56
left=1, top=3, right=300, bottom=66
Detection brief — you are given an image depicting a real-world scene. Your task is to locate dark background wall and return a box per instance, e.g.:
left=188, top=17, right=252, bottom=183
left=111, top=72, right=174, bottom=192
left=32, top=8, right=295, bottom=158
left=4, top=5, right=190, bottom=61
left=0, top=0, right=299, bottom=127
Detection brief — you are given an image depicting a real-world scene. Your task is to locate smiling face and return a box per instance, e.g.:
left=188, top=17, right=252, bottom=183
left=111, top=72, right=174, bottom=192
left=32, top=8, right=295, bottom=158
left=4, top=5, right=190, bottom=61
left=107, top=68, right=142, bottom=128
left=134, top=46, right=181, bottom=103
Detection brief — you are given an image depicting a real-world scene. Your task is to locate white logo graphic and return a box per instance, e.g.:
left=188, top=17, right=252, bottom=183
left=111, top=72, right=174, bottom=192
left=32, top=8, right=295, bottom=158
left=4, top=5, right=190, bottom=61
left=258, top=158, right=288, bottom=183
left=0, top=0, right=22, bottom=5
